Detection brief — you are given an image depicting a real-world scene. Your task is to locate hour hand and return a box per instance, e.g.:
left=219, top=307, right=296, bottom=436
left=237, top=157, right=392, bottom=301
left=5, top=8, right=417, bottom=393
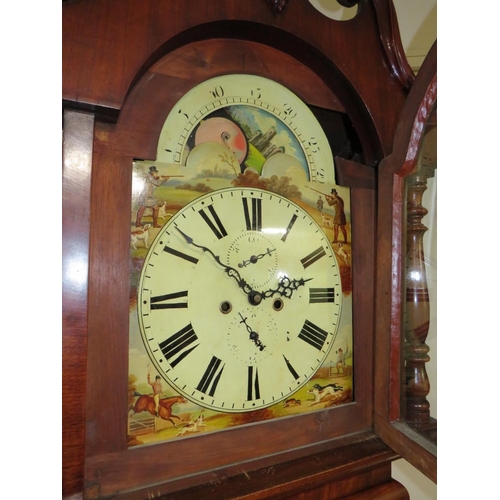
left=176, top=227, right=230, bottom=269
left=176, top=227, right=254, bottom=295
left=262, top=276, right=313, bottom=299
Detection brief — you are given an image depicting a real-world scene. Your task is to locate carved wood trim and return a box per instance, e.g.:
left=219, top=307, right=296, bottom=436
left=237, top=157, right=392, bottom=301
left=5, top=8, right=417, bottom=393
left=373, top=0, right=415, bottom=91
left=88, top=433, right=401, bottom=499
left=266, top=0, right=288, bottom=14
left=390, top=52, right=436, bottom=422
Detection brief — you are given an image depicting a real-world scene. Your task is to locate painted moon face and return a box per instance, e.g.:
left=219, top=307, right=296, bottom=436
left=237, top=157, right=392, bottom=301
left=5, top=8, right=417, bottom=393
left=195, top=117, right=248, bottom=164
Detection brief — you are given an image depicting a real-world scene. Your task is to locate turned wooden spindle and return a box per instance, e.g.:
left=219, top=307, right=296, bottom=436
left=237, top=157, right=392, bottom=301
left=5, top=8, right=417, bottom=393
left=404, top=165, right=434, bottom=425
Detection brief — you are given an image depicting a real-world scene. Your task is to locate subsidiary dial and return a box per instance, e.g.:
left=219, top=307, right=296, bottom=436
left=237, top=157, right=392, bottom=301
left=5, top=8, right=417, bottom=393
left=226, top=231, right=278, bottom=289
left=226, top=307, right=278, bottom=365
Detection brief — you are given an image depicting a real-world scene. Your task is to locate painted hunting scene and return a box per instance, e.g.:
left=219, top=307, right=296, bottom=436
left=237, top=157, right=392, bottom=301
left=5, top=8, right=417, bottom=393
left=128, top=102, right=353, bottom=446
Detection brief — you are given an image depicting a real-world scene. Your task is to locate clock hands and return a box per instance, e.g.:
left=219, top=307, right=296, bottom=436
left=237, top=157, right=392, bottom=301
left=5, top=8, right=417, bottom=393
left=238, top=312, right=266, bottom=351
left=176, top=227, right=312, bottom=304
left=261, top=276, right=313, bottom=300
left=176, top=227, right=256, bottom=297
left=237, top=247, right=276, bottom=268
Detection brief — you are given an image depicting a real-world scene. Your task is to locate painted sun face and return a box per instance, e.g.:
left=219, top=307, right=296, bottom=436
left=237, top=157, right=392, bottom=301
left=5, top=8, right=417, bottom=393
left=195, top=117, right=248, bottom=164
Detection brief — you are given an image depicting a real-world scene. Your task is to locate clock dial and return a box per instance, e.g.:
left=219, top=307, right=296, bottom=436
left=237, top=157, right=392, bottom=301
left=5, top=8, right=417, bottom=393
left=156, top=74, right=335, bottom=185
left=138, top=188, right=342, bottom=412
left=129, top=73, right=353, bottom=444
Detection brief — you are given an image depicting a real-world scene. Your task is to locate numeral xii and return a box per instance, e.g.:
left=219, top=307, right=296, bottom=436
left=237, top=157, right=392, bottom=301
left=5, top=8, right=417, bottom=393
left=242, top=197, right=262, bottom=231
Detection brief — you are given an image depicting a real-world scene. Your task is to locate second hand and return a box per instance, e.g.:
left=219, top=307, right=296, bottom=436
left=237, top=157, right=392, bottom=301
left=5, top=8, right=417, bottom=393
left=239, top=312, right=266, bottom=351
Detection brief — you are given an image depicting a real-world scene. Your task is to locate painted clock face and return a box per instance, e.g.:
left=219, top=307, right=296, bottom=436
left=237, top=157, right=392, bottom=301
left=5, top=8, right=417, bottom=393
left=129, top=73, right=353, bottom=441
left=138, top=188, right=342, bottom=412
left=155, top=74, right=336, bottom=185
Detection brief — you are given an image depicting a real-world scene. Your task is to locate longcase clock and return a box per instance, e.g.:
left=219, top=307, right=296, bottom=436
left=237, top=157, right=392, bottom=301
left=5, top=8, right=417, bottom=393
left=62, top=1, right=432, bottom=498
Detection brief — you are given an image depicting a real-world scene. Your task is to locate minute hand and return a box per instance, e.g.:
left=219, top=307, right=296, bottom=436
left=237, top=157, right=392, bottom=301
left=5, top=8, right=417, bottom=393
left=176, top=227, right=254, bottom=295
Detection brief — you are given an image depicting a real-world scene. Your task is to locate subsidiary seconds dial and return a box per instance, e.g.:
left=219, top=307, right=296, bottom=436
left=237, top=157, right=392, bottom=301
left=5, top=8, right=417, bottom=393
left=138, top=188, right=342, bottom=412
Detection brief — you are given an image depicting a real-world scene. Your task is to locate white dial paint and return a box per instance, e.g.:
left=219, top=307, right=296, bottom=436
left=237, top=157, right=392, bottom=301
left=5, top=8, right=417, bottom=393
left=138, top=188, right=342, bottom=412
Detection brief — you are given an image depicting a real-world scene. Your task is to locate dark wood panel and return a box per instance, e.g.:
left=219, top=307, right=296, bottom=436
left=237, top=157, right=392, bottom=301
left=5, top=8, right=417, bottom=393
left=63, top=0, right=408, bottom=157
left=350, top=185, right=376, bottom=410
left=339, top=479, right=409, bottom=500
left=87, top=434, right=400, bottom=500
left=61, top=0, right=374, bottom=109
left=100, top=39, right=346, bottom=161
left=85, top=150, right=133, bottom=457
left=374, top=415, right=437, bottom=484
left=149, top=39, right=346, bottom=112
left=335, top=157, right=376, bottom=190
left=62, top=110, right=94, bottom=498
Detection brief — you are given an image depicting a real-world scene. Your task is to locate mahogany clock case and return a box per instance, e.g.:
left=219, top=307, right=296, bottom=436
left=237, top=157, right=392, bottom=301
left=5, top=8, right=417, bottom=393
left=128, top=69, right=354, bottom=437
left=62, top=1, right=418, bottom=498
left=84, top=37, right=375, bottom=496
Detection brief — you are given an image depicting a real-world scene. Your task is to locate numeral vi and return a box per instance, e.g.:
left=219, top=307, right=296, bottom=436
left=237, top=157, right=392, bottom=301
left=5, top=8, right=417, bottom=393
left=197, top=356, right=225, bottom=396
